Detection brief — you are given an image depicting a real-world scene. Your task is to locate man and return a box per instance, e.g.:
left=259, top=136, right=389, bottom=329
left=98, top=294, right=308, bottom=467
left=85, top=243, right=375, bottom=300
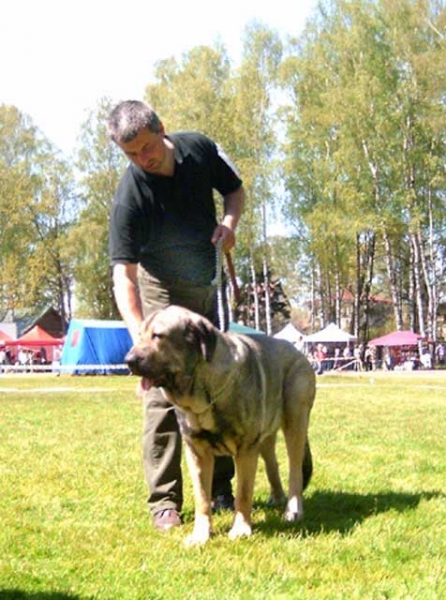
left=107, top=100, right=245, bottom=532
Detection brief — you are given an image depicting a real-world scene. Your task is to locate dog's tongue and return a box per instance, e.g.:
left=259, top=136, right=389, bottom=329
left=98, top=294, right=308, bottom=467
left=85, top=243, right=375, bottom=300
left=137, top=377, right=153, bottom=397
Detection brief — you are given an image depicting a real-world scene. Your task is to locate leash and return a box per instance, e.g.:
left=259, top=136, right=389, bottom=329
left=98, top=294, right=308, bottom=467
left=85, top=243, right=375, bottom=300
left=212, top=238, right=241, bottom=332
left=213, top=238, right=225, bottom=332
left=225, top=252, right=241, bottom=303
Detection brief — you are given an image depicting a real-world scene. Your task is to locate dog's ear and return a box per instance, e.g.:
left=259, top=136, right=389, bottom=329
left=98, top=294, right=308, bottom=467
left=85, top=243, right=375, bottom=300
left=186, top=317, right=218, bottom=362
left=138, top=310, right=161, bottom=341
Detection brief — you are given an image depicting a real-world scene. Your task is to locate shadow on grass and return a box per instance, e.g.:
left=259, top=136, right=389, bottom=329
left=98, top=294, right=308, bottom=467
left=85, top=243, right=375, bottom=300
left=253, top=489, right=445, bottom=537
left=0, top=592, right=91, bottom=600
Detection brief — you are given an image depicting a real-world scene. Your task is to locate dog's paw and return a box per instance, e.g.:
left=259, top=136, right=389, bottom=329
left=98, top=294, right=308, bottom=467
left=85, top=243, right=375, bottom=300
left=284, top=496, right=304, bottom=522
left=284, top=509, right=304, bottom=522
left=228, top=520, right=252, bottom=540
left=184, top=530, right=212, bottom=547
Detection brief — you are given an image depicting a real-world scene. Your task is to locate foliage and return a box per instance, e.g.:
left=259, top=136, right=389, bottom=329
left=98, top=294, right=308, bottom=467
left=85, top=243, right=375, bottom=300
left=145, top=25, right=284, bottom=277
left=0, top=372, right=445, bottom=599
left=280, top=0, right=446, bottom=340
left=0, top=105, right=77, bottom=322
left=146, top=44, right=233, bottom=143
left=1, top=3, right=445, bottom=339
left=71, top=97, right=127, bottom=318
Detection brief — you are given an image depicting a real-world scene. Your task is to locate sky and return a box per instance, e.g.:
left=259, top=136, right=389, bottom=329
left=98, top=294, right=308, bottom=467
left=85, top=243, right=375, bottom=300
left=1, top=0, right=316, bottom=157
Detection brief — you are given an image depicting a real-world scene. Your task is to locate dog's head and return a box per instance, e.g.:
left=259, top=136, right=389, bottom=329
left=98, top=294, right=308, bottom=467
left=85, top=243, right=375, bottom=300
left=125, top=306, right=218, bottom=395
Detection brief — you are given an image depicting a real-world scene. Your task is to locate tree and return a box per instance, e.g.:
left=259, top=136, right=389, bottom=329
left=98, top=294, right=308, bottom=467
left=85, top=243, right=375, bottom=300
left=72, top=97, right=127, bottom=318
left=145, top=30, right=284, bottom=330
left=280, top=0, right=446, bottom=339
left=146, top=44, right=234, bottom=149
left=0, top=104, right=76, bottom=323
left=231, top=22, right=283, bottom=333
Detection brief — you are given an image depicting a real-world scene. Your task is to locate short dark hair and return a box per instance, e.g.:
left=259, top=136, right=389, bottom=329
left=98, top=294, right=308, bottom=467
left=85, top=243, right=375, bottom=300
left=107, top=100, right=162, bottom=143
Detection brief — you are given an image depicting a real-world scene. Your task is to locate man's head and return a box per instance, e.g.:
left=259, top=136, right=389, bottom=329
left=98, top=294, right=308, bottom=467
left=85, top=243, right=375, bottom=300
left=107, top=100, right=162, bottom=144
left=108, top=100, right=173, bottom=174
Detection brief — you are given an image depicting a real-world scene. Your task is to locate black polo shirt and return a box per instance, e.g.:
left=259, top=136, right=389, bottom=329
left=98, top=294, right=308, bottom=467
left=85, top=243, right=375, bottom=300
left=109, top=132, right=242, bottom=285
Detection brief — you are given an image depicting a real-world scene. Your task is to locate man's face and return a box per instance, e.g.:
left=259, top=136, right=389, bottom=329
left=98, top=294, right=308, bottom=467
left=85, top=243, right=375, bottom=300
left=118, top=126, right=168, bottom=174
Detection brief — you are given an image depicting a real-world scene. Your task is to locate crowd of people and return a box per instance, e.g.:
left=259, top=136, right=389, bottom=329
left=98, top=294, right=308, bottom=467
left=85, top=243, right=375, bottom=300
left=305, top=343, right=367, bottom=373
left=304, top=341, right=444, bottom=373
left=0, top=345, right=60, bottom=372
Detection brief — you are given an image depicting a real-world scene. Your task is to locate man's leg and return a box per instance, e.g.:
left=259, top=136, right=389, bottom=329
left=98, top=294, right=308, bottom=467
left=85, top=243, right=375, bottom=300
left=142, top=387, right=183, bottom=529
left=137, top=268, right=183, bottom=529
left=212, top=456, right=235, bottom=510
left=138, top=269, right=234, bottom=521
left=170, top=281, right=235, bottom=510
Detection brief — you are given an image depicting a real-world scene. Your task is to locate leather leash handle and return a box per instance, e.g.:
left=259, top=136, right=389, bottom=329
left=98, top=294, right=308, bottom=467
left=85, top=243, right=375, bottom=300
left=225, top=252, right=241, bottom=302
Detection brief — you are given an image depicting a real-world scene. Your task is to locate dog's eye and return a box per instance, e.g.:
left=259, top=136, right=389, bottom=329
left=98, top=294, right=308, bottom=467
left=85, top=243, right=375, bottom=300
left=152, top=332, right=164, bottom=340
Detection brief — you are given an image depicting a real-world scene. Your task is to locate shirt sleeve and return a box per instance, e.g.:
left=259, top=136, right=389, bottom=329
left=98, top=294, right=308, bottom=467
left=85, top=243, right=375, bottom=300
left=208, top=138, right=243, bottom=196
left=109, top=202, right=140, bottom=266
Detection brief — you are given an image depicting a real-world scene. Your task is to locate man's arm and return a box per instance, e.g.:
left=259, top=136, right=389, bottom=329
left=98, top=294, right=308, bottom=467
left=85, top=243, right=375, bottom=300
left=212, top=185, right=245, bottom=253
left=112, top=263, right=144, bottom=343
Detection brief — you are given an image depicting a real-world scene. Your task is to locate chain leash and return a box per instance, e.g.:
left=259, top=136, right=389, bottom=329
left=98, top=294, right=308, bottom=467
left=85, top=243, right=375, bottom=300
left=212, top=238, right=225, bottom=332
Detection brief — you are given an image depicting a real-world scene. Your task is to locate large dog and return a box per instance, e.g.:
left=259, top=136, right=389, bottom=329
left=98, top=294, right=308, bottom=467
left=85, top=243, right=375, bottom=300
left=125, top=306, right=316, bottom=546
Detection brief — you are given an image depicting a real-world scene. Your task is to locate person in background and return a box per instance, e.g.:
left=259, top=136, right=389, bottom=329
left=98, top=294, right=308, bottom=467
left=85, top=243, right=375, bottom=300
left=107, top=100, right=245, bottom=532
left=0, top=346, right=6, bottom=373
left=436, top=342, right=445, bottom=366
left=314, top=343, right=326, bottom=375
left=353, top=344, right=364, bottom=371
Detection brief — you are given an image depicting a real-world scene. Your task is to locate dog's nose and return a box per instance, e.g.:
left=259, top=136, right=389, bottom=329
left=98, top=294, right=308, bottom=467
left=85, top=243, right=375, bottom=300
left=125, top=349, right=142, bottom=372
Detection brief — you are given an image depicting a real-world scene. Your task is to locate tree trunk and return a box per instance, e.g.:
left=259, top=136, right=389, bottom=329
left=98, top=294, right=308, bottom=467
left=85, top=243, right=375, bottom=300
left=263, top=256, right=272, bottom=335
left=250, top=255, right=260, bottom=331
left=353, top=233, right=361, bottom=339
left=383, top=230, right=404, bottom=330
left=410, top=232, right=426, bottom=337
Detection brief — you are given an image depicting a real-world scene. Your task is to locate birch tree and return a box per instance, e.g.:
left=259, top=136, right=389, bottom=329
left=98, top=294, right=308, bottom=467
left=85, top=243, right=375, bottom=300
left=0, top=104, right=76, bottom=321
left=281, top=0, right=446, bottom=338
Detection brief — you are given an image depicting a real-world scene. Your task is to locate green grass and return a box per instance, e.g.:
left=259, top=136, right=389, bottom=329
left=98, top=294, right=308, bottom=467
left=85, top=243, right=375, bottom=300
left=0, top=372, right=445, bottom=599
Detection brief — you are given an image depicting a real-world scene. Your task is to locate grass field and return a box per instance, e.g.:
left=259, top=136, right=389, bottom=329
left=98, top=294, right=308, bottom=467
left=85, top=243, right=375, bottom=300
left=0, top=371, right=445, bottom=600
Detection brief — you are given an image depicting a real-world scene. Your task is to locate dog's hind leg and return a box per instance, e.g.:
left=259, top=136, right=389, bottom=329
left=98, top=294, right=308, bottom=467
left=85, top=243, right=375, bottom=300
left=302, top=438, right=313, bottom=491
left=260, top=434, right=286, bottom=506
left=283, top=411, right=310, bottom=522
left=282, top=359, right=315, bottom=522
left=228, top=451, right=259, bottom=540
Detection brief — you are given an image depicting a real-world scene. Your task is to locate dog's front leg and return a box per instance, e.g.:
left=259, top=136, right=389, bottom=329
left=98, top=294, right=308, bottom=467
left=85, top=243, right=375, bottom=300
left=184, top=442, right=214, bottom=547
left=229, top=451, right=259, bottom=540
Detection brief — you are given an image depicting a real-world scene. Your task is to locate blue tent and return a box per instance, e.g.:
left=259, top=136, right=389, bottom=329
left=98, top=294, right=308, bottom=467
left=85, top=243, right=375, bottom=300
left=60, top=319, right=132, bottom=374
left=60, top=318, right=264, bottom=375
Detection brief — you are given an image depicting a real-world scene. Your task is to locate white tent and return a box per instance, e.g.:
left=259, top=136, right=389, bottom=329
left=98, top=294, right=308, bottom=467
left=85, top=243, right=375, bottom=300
left=304, top=322, right=357, bottom=344
left=274, top=323, right=304, bottom=344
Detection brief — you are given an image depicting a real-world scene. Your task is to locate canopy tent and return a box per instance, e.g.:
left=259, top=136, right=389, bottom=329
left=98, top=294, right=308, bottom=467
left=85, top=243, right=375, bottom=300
left=0, top=322, right=16, bottom=339
left=61, top=319, right=133, bottom=374
left=274, top=323, right=304, bottom=343
left=7, top=325, right=63, bottom=347
left=368, top=330, right=421, bottom=347
left=0, top=330, right=13, bottom=345
left=304, top=322, right=357, bottom=344
left=5, top=325, right=63, bottom=363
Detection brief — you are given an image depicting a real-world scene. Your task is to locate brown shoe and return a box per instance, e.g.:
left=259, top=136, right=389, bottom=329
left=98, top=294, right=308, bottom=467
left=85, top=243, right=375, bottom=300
left=153, top=508, right=182, bottom=531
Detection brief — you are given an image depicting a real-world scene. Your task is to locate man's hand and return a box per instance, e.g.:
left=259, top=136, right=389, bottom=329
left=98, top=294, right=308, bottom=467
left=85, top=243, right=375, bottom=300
left=212, top=185, right=245, bottom=253
left=211, top=224, right=236, bottom=253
